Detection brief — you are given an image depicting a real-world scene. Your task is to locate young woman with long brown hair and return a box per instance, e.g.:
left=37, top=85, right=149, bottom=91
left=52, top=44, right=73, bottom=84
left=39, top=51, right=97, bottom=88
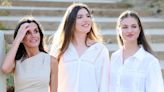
left=50, top=3, right=110, bottom=92
left=110, top=10, right=164, bottom=92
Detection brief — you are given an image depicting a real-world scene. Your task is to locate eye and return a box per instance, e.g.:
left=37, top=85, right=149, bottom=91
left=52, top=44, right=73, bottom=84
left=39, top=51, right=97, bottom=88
left=34, top=29, right=39, bottom=33
left=121, top=26, right=128, bottom=29
left=87, top=15, right=91, bottom=18
left=26, top=31, right=30, bottom=35
left=132, top=25, right=137, bottom=28
left=77, top=15, right=82, bottom=19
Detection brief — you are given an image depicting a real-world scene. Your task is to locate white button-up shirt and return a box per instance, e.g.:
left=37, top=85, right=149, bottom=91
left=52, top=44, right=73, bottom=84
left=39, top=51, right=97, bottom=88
left=110, top=47, right=164, bottom=92
left=50, top=43, right=110, bottom=92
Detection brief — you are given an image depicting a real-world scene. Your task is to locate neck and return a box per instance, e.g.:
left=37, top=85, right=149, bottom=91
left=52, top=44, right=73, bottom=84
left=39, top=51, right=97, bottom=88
left=123, top=42, right=139, bottom=50
left=122, top=42, right=140, bottom=62
left=25, top=47, right=40, bottom=58
left=72, top=33, right=87, bottom=46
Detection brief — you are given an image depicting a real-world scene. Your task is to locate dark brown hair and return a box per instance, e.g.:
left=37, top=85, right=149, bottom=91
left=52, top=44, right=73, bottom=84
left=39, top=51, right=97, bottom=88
left=116, top=10, right=153, bottom=54
left=14, top=16, right=46, bottom=60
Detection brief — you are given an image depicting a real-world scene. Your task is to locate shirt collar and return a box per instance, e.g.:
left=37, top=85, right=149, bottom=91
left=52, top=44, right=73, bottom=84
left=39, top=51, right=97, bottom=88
left=132, top=46, right=146, bottom=61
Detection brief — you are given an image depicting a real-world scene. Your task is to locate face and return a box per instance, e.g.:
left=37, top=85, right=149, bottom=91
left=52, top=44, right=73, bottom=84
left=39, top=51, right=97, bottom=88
left=22, top=22, right=40, bottom=49
left=75, top=8, right=92, bottom=35
left=118, top=17, right=140, bottom=44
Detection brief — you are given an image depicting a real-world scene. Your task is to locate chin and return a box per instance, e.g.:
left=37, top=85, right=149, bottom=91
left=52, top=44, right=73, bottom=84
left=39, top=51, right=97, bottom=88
left=29, top=44, right=40, bottom=47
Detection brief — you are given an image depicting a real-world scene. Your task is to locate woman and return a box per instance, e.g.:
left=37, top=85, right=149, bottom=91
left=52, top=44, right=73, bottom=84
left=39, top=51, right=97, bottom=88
left=1, top=16, right=58, bottom=92
left=50, top=3, right=110, bottom=92
left=110, top=10, right=164, bottom=92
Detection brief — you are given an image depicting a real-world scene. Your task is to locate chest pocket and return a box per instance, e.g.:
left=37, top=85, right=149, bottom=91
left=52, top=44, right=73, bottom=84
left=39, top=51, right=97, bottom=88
left=121, top=67, right=146, bottom=91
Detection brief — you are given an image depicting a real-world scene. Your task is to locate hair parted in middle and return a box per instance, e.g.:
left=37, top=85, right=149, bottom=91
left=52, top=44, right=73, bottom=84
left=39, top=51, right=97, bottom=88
left=50, top=3, right=102, bottom=60
left=116, top=10, right=153, bottom=54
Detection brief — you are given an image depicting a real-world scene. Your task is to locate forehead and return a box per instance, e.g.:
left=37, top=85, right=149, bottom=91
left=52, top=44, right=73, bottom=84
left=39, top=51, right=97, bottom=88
left=120, top=17, right=138, bottom=25
left=25, top=22, right=38, bottom=28
left=77, top=8, right=89, bottom=15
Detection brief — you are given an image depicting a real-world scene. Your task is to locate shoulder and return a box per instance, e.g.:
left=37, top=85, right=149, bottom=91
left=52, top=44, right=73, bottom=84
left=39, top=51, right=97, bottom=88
left=110, top=49, right=122, bottom=62
left=91, top=42, right=109, bottom=56
left=88, top=40, right=106, bottom=48
left=94, top=43, right=110, bottom=57
left=144, top=51, right=159, bottom=65
left=111, top=49, right=121, bottom=57
left=94, top=42, right=108, bottom=50
left=137, top=49, right=161, bottom=70
left=40, top=52, right=49, bottom=56
left=41, top=52, right=58, bottom=64
left=142, top=51, right=162, bottom=75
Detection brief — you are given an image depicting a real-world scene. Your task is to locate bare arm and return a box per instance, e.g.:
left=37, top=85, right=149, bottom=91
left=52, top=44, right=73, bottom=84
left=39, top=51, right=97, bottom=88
left=1, top=23, right=29, bottom=73
left=50, top=56, right=58, bottom=92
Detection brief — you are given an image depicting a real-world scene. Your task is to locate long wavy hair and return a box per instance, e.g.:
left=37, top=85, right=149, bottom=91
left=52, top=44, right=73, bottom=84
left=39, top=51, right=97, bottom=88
left=50, top=3, right=102, bottom=60
left=14, top=16, right=46, bottom=60
left=116, top=10, right=153, bottom=54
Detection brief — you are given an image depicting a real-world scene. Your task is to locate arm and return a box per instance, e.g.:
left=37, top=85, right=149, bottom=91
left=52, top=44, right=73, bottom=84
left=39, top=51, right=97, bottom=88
left=146, top=59, right=164, bottom=92
left=96, top=47, right=110, bottom=92
left=1, top=23, right=29, bottom=73
left=50, top=56, right=58, bottom=92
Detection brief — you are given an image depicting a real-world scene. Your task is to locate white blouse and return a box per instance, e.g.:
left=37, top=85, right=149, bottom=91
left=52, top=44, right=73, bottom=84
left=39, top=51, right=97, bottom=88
left=110, top=47, right=164, bottom=92
left=50, top=42, right=110, bottom=92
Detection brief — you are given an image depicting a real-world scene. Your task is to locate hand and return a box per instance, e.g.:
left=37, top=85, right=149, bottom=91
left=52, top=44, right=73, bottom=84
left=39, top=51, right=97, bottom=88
left=14, top=23, right=29, bottom=43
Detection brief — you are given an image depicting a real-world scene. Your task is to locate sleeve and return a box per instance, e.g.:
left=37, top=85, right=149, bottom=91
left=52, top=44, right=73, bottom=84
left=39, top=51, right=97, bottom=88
left=96, top=46, right=110, bottom=92
left=146, top=58, right=164, bottom=92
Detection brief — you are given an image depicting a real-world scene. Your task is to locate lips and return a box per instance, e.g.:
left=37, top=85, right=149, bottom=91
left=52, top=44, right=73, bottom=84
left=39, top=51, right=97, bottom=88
left=126, top=33, right=134, bottom=38
left=30, top=39, right=38, bottom=43
left=82, top=23, right=90, bottom=27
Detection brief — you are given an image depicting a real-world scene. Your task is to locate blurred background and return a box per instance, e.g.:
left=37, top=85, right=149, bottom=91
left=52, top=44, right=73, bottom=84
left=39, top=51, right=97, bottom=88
left=0, top=0, right=164, bottom=92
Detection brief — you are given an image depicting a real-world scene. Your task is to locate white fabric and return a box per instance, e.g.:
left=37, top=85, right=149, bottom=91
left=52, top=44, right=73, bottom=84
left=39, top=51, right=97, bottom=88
left=110, top=46, right=164, bottom=92
left=14, top=52, right=51, bottom=92
left=50, top=42, right=110, bottom=92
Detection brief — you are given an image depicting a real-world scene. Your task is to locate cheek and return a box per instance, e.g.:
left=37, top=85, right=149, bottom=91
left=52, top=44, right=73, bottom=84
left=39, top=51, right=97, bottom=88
left=118, top=29, right=124, bottom=37
left=22, top=38, right=29, bottom=46
left=37, top=33, right=41, bottom=38
left=39, top=36, right=41, bottom=42
left=75, top=24, right=82, bottom=32
left=88, top=18, right=92, bottom=23
left=136, top=32, right=141, bottom=39
left=76, top=21, right=81, bottom=28
left=135, top=29, right=141, bottom=36
left=22, top=36, right=29, bottom=42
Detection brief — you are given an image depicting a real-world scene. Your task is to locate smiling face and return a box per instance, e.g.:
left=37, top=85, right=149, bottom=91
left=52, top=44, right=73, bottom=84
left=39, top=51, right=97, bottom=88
left=75, top=8, right=92, bottom=35
left=22, top=22, right=40, bottom=49
left=118, top=17, right=140, bottom=45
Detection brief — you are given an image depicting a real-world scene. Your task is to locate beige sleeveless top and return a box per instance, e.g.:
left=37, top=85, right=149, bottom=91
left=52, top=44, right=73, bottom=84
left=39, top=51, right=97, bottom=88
left=14, top=52, right=51, bottom=92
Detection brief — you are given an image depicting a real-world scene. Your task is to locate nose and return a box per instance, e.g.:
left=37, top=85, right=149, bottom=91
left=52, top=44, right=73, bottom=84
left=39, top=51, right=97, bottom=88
left=84, top=16, right=90, bottom=21
left=127, top=27, right=133, bottom=32
left=30, top=32, right=36, bottom=37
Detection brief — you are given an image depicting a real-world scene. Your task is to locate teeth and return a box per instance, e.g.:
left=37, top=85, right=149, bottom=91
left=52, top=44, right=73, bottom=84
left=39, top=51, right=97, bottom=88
left=82, top=24, right=89, bottom=27
left=30, top=39, right=37, bottom=43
